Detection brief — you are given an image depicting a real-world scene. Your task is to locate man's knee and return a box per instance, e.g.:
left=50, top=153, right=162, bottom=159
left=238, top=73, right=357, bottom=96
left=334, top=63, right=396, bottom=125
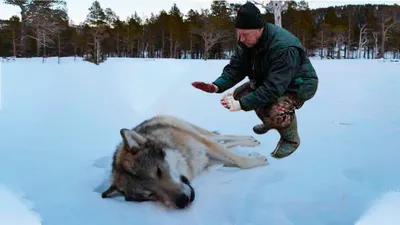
left=233, top=81, right=252, bottom=100
left=287, top=92, right=305, bottom=109
left=265, top=95, right=298, bottom=128
left=255, top=107, right=270, bottom=123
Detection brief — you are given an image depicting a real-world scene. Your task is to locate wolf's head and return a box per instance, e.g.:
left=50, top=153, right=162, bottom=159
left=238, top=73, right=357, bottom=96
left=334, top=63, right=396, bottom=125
left=101, top=128, right=195, bottom=209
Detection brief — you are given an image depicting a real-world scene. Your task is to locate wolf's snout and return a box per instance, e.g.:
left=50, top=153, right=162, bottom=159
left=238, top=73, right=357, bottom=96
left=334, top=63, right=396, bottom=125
left=175, top=193, right=190, bottom=209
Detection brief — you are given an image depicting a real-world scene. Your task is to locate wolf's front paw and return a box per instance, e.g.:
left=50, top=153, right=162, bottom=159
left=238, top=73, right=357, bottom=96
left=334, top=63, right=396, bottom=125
left=254, top=140, right=261, bottom=146
left=241, top=139, right=260, bottom=147
left=246, top=136, right=260, bottom=143
left=248, top=151, right=262, bottom=158
left=247, top=152, right=268, bottom=167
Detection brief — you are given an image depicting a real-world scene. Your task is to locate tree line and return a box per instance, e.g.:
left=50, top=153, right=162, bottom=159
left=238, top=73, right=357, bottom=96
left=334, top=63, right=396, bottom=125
left=0, top=0, right=399, bottom=64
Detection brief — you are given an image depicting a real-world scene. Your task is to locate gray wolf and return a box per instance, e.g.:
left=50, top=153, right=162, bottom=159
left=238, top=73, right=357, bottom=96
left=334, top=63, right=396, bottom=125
left=101, top=115, right=268, bottom=209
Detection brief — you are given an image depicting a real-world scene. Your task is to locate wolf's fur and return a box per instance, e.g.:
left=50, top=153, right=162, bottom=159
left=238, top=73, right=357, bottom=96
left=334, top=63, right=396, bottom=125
left=101, top=115, right=268, bottom=209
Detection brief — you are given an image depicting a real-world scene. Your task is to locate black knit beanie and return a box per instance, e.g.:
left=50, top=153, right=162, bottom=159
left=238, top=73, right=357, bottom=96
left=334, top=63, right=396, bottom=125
left=234, top=2, right=265, bottom=29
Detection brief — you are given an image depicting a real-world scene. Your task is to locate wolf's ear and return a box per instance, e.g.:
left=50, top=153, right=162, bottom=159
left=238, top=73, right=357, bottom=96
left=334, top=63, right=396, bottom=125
left=120, top=128, right=147, bottom=152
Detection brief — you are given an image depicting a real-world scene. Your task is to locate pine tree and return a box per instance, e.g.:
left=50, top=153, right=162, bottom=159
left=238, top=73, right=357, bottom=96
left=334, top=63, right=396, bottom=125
left=0, top=1, right=399, bottom=60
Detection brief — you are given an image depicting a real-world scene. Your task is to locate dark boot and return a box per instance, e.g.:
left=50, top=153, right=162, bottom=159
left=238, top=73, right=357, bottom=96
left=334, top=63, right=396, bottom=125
left=253, top=107, right=272, bottom=135
left=253, top=124, right=270, bottom=134
left=270, top=113, right=300, bottom=159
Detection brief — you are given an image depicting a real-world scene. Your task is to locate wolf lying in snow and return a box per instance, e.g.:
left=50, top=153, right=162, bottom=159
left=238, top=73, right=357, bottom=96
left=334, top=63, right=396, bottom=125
left=101, top=115, right=268, bottom=209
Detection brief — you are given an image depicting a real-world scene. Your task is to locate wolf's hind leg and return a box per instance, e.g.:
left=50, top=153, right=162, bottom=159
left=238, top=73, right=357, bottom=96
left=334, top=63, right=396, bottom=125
left=210, top=135, right=260, bottom=149
left=213, top=135, right=257, bottom=142
left=188, top=123, right=257, bottom=143
left=178, top=124, right=267, bottom=169
left=221, top=139, right=260, bottom=149
left=204, top=140, right=268, bottom=169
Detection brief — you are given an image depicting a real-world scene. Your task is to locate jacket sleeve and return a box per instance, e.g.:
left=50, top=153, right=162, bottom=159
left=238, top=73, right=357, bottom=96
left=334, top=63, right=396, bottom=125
left=212, top=45, right=247, bottom=93
left=238, top=46, right=301, bottom=111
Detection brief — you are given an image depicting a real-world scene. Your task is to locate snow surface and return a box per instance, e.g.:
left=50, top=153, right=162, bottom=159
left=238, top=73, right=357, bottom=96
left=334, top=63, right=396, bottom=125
left=0, top=57, right=399, bottom=225
left=0, top=185, right=42, bottom=225
left=355, top=191, right=400, bottom=225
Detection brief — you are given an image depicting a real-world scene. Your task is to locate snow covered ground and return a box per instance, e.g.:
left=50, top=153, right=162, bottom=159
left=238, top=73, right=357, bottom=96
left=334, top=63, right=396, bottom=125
left=0, top=57, right=399, bottom=225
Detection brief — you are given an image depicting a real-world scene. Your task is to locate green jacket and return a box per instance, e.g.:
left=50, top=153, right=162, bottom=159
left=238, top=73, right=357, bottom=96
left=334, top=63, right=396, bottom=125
left=213, top=23, right=318, bottom=111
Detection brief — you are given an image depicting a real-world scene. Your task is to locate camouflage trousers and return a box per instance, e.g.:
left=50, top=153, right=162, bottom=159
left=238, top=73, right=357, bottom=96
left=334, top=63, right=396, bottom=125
left=233, top=81, right=303, bottom=129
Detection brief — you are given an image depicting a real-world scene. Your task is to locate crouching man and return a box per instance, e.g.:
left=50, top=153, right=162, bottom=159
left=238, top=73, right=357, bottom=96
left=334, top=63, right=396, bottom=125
left=192, top=2, right=318, bottom=159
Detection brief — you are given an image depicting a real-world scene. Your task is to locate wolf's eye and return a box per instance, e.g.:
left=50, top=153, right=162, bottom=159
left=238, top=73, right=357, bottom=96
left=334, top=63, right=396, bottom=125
left=142, top=191, right=153, bottom=198
left=157, top=167, right=162, bottom=178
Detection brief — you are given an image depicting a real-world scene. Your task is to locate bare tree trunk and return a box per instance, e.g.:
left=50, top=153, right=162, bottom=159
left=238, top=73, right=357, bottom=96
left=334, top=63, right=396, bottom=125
left=373, top=32, right=379, bottom=59
left=12, top=30, right=17, bottom=57
left=174, top=40, right=180, bottom=58
left=149, top=32, right=153, bottom=58
left=169, top=32, right=174, bottom=58
left=253, top=0, right=288, bottom=28
left=190, top=33, right=193, bottom=59
left=320, top=30, right=324, bottom=58
left=20, top=10, right=28, bottom=57
left=137, top=40, right=140, bottom=58
left=204, top=38, right=209, bottom=59
left=116, top=28, right=120, bottom=57
left=347, top=16, right=352, bottom=58
left=96, top=38, right=101, bottom=64
left=74, top=45, right=77, bottom=61
left=377, top=9, right=399, bottom=58
left=42, top=33, right=46, bottom=63
left=315, top=27, right=326, bottom=58
left=37, top=28, right=41, bottom=57
left=380, top=30, right=385, bottom=59
left=162, top=30, right=165, bottom=58
left=380, top=24, right=395, bottom=59
left=143, top=42, right=149, bottom=58
left=58, top=34, right=61, bottom=64
left=190, top=12, right=232, bottom=60
left=334, top=31, right=346, bottom=59
left=358, top=24, right=367, bottom=59
left=98, top=40, right=101, bottom=64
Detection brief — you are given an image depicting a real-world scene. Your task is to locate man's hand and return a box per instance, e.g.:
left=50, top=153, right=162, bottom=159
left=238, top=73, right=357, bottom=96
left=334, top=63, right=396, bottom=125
left=191, top=81, right=218, bottom=93
left=221, top=93, right=241, bottom=112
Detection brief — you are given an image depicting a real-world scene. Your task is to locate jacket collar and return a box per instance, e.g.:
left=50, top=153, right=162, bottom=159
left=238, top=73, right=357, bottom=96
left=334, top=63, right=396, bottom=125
left=254, top=25, right=269, bottom=53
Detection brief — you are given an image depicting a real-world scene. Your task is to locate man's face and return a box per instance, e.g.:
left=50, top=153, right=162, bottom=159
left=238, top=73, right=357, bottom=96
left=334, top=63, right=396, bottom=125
left=236, top=27, right=264, bottom=47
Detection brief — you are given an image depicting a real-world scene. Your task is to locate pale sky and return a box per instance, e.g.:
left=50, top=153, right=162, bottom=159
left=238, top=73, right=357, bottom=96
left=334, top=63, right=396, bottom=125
left=0, top=0, right=397, bottom=23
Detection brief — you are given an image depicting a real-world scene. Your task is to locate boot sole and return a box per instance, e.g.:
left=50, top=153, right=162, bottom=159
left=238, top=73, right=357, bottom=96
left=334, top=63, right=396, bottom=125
left=270, top=150, right=296, bottom=159
left=253, top=128, right=270, bottom=135
left=270, top=143, right=300, bottom=159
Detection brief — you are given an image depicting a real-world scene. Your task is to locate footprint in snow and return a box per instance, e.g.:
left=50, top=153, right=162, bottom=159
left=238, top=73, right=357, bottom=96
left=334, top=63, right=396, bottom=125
left=342, top=169, right=365, bottom=184
left=260, top=170, right=286, bottom=184
left=93, top=156, right=111, bottom=169
left=93, top=178, right=111, bottom=194
left=334, top=121, right=355, bottom=126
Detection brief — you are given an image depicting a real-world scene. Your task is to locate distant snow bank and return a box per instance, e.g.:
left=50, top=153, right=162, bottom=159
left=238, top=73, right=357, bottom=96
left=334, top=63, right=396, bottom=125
left=355, top=191, right=400, bottom=225
left=0, top=185, right=42, bottom=225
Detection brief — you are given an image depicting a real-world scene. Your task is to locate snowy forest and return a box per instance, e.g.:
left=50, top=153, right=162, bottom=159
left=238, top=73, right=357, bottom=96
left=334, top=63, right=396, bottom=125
left=0, top=0, right=399, bottom=63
